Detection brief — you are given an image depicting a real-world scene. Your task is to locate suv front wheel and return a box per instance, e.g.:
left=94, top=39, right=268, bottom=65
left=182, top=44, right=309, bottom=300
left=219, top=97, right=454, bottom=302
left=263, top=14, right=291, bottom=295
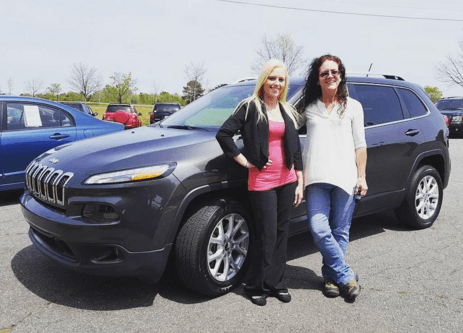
left=395, top=165, right=443, bottom=229
left=175, top=198, right=252, bottom=296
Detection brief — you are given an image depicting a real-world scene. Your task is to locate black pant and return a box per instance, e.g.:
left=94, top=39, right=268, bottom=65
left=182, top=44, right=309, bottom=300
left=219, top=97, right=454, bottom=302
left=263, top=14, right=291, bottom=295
left=244, top=182, right=297, bottom=296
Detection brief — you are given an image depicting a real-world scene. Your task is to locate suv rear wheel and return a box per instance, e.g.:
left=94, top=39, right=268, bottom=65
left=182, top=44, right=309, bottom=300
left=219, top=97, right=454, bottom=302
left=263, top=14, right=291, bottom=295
left=175, top=198, right=252, bottom=296
left=395, top=165, right=443, bottom=229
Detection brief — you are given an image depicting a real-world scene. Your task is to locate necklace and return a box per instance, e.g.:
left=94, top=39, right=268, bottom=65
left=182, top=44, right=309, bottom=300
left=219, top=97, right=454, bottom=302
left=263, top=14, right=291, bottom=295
left=265, top=102, right=283, bottom=121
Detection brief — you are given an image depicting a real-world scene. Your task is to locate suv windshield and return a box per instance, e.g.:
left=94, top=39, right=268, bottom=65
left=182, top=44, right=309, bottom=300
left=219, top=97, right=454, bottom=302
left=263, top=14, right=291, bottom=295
left=160, top=83, right=302, bottom=129
left=106, top=105, right=131, bottom=113
left=155, top=104, right=180, bottom=112
left=436, top=99, right=463, bottom=110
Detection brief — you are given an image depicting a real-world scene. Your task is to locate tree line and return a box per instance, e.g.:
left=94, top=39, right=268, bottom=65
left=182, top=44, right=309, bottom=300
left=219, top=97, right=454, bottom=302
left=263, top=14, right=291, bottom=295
left=3, top=33, right=461, bottom=105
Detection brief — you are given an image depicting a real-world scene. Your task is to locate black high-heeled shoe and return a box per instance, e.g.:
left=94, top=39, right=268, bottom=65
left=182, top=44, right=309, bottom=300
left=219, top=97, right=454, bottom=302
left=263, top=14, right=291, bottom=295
left=250, top=295, right=267, bottom=306
left=274, top=291, right=291, bottom=303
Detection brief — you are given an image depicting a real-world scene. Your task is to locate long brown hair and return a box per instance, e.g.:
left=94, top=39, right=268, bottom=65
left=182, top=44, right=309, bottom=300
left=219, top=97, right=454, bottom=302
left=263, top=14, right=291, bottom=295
left=301, top=54, right=348, bottom=116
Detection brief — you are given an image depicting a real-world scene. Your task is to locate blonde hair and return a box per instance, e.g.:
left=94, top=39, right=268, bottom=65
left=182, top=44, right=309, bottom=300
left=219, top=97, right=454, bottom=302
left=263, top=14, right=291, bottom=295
left=234, top=59, right=301, bottom=125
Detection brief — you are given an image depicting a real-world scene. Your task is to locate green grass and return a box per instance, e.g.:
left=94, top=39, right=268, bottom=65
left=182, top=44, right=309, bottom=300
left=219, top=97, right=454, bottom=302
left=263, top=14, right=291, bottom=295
left=87, top=103, right=153, bottom=126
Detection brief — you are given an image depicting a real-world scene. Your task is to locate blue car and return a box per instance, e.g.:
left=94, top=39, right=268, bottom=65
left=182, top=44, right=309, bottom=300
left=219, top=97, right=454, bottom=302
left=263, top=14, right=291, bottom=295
left=0, top=96, right=124, bottom=191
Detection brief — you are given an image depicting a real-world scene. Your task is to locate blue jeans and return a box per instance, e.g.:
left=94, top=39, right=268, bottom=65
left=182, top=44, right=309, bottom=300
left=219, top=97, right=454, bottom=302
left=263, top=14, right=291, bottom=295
left=306, top=183, right=356, bottom=286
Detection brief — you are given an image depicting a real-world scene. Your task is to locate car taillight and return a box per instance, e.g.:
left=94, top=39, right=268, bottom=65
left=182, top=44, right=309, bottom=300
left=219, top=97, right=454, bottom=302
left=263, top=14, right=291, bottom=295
left=150, top=112, right=154, bottom=119
left=443, top=115, right=449, bottom=127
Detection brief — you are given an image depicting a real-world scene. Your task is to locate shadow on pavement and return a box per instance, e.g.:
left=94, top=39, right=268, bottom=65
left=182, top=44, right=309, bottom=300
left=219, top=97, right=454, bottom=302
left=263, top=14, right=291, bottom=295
left=0, top=189, right=23, bottom=207
left=11, top=246, right=209, bottom=310
left=11, top=211, right=410, bottom=310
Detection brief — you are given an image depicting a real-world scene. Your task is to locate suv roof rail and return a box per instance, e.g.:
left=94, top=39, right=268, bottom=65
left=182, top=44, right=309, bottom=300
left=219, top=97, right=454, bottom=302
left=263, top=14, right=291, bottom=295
left=231, top=77, right=257, bottom=84
left=440, top=96, right=463, bottom=99
left=347, top=72, right=405, bottom=81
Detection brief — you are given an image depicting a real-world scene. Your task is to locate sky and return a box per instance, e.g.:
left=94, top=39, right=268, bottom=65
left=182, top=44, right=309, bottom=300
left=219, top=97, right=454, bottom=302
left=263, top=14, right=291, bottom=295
left=2, top=0, right=463, bottom=98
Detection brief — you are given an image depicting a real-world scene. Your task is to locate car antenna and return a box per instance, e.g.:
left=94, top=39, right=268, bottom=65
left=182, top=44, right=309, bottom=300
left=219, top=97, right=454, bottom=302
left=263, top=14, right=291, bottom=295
left=366, top=63, right=373, bottom=77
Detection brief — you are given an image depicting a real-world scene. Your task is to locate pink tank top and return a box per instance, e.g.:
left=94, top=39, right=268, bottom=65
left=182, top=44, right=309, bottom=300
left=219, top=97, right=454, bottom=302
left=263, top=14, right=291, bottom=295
left=248, top=120, right=297, bottom=191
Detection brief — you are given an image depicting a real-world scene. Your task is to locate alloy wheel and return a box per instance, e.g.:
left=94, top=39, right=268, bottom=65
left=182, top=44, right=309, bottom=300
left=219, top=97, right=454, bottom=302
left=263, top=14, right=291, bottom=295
left=415, top=175, right=439, bottom=220
left=207, top=213, right=249, bottom=282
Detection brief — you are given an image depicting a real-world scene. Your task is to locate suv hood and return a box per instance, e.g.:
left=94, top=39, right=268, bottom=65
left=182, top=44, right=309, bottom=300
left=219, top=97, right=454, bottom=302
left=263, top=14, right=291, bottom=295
left=34, top=126, right=216, bottom=177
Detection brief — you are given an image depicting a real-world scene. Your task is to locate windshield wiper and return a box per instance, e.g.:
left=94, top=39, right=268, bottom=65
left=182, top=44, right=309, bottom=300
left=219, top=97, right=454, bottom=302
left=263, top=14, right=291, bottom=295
left=167, top=125, right=210, bottom=131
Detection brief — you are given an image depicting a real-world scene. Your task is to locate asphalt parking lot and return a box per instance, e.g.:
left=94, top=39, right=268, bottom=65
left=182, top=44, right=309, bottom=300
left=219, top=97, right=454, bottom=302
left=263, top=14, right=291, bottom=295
left=1, top=139, right=463, bottom=333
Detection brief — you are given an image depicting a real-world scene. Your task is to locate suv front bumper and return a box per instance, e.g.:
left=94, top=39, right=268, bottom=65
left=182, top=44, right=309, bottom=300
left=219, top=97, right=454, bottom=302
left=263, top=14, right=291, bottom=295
left=20, top=186, right=176, bottom=281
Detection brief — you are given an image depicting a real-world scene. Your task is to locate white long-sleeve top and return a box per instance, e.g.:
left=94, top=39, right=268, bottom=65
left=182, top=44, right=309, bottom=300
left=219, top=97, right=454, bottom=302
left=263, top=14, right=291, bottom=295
left=301, top=97, right=367, bottom=194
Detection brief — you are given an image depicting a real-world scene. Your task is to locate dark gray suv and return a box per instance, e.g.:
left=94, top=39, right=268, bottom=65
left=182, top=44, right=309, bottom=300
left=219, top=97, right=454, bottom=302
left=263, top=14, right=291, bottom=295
left=20, top=76, right=450, bottom=296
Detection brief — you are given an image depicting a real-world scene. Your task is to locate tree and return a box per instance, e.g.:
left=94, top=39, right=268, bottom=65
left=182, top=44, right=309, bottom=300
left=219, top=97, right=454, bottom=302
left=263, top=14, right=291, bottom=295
left=436, top=39, right=463, bottom=89
left=109, top=72, right=137, bottom=103
left=7, top=78, right=14, bottom=95
left=252, top=34, right=304, bottom=76
left=67, top=63, right=102, bottom=101
left=47, top=83, right=62, bottom=101
left=182, top=80, right=204, bottom=104
left=184, top=62, right=207, bottom=102
left=25, top=78, right=43, bottom=97
left=424, top=86, right=443, bottom=103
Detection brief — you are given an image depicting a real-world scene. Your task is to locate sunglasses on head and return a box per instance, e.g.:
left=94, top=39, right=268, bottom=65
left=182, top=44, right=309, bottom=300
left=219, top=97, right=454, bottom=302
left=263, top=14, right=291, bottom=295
left=319, top=70, right=340, bottom=78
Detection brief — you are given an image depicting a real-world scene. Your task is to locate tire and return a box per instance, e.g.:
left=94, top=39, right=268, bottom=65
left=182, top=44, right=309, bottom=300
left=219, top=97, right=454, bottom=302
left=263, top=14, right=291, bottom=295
left=175, top=198, right=252, bottom=296
left=395, top=165, right=443, bottom=229
left=114, top=110, right=130, bottom=124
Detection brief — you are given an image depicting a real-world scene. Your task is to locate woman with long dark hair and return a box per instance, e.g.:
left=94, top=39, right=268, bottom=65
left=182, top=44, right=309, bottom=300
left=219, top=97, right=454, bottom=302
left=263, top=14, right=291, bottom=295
left=216, top=59, right=303, bottom=306
left=300, top=55, right=367, bottom=301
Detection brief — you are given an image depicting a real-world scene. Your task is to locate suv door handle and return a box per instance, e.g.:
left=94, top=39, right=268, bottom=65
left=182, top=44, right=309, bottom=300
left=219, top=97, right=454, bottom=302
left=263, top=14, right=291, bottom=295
left=49, top=133, right=70, bottom=140
left=405, top=129, right=420, bottom=136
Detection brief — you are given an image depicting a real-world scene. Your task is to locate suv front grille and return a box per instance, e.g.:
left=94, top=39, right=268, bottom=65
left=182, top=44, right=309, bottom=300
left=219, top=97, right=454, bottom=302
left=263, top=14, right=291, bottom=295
left=25, top=161, right=74, bottom=206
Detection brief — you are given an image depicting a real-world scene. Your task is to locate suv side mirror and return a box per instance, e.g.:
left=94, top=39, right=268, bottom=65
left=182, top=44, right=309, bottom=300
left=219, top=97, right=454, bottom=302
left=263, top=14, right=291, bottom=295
left=138, top=112, right=142, bottom=116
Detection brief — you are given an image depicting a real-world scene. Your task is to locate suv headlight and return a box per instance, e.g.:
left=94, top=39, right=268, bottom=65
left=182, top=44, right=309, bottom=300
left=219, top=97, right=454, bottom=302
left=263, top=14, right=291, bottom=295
left=452, top=116, right=463, bottom=122
left=84, top=164, right=175, bottom=184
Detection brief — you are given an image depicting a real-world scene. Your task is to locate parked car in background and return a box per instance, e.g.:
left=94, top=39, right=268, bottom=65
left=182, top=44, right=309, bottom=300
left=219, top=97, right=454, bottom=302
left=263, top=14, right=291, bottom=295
left=60, top=102, right=98, bottom=117
left=0, top=96, right=124, bottom=192
left=21, top=75, right=450, bottom=297
left=435, top=96, right=463, bottom=137
left=103, top=104, right=143, bottom=129
left=150, top=103, right=181, bottom=124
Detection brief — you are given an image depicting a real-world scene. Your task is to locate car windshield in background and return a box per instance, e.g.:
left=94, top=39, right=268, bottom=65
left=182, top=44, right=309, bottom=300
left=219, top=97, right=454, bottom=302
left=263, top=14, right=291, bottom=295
left=436, top=100, right=463, bottom=110
left=160, top=83, right=302, bottom=129
left=106, top=105, right=131, bottom=113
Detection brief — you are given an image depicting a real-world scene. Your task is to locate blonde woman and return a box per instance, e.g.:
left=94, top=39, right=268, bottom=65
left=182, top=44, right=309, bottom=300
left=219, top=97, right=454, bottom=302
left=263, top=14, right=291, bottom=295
left=216, top=59, right=303, bottom=306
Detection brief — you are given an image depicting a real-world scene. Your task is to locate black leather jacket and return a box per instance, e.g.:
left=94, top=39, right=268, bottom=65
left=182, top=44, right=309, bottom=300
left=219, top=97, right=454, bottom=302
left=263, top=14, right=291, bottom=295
left=216, top=100, right=302, bottom=171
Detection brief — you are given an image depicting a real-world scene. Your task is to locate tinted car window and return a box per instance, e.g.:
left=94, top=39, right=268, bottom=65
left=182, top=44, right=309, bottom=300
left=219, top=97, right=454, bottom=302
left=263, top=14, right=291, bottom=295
left=62, top=103, right=84, bottom=112
left=7, top=103, right=75, bottom=130
left=106, top=105, right=131, bottom=113
left=397, top=88, right=428, bottom=118
left=156, top=104, right=180, bottom=112
left=354, top=85, right=404, bottom=126
left=435, top=99, right=463, bottom=110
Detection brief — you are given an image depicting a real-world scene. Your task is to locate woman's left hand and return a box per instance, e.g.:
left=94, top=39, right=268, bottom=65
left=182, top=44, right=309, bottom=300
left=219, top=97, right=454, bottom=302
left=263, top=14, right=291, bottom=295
left=294, top=184, right=304, bottom=207
left=356, top=177, right=368, bottom=197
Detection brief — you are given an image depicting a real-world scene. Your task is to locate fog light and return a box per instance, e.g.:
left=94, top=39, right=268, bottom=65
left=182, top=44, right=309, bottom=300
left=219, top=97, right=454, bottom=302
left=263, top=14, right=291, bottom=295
left=82, top=204, right=119, bottom=222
